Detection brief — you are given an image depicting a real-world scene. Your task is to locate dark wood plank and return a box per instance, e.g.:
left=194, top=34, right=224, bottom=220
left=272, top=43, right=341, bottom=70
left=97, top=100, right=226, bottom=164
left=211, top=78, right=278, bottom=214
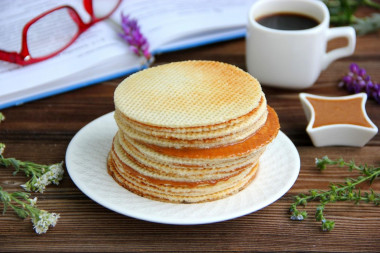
left=1, top=6, right=379, bottom=253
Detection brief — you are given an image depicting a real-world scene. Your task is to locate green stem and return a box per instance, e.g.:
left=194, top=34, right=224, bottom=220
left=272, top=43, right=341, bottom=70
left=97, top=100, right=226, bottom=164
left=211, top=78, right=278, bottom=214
left=0, top=156, right=46, bottom=177
left=0, top=187, right=31, bottom=218
left=295, top=169, right=380, bottom=206
left=364, top=0, right=380, bottom=9
left=291, top=157, right=380, bottom=231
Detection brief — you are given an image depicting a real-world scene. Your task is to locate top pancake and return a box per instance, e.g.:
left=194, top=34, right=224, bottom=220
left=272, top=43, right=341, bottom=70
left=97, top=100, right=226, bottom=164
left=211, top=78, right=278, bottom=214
left=114, top=61, right=263, bottom=128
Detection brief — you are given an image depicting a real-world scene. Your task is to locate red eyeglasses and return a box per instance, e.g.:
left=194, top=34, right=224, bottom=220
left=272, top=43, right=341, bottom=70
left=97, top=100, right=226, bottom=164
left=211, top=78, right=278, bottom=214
left=0, top=0, right=121, bottom=66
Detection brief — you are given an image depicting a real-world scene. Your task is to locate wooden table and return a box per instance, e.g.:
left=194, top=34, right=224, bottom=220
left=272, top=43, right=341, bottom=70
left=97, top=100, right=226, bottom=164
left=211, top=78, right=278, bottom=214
left=1, top=22, right=379, bottom=253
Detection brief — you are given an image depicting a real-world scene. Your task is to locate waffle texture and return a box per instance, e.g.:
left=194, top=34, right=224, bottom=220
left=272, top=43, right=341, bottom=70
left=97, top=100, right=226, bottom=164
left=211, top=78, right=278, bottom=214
left=114, top=61, right=262, bottom=128
left=108, top=61, right=280, bottom=203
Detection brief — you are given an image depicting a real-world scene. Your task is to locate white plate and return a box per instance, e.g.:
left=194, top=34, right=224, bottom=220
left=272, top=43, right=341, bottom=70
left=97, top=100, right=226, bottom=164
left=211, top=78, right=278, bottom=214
left=66, top=112, right=300, bottom=225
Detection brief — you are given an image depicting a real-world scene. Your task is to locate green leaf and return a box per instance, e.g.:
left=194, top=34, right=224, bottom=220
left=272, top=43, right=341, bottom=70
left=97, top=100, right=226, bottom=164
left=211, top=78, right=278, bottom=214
left=322, top=219, right=335, bottom=231
left=323, top=0, right=380, bottom=34
left=12, top=206, right=29, bottom=219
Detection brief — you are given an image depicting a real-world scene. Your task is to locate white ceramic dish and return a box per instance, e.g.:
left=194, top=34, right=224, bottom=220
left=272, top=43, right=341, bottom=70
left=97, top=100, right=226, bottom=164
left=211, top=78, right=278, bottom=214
left=66, top=112, right=300, bottom=225
left=299, top=92, right=378, bottom=147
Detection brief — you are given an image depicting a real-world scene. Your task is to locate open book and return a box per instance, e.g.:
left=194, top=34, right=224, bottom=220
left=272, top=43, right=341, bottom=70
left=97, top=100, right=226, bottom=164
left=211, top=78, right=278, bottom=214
left=0, top=0, right=257, bottom=109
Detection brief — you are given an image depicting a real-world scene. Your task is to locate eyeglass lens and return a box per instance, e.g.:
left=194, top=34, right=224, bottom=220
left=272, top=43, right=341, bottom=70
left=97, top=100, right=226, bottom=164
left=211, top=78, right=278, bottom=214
left=92, top=0, right=120, bottom=19
left=25, top=0, right=120, bottom=59
left=27, top=8, right=79, bottom=58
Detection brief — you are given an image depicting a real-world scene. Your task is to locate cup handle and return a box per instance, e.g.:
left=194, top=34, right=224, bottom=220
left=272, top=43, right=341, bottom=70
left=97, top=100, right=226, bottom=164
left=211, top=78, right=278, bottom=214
left=322, top=27, right=356, bottom=70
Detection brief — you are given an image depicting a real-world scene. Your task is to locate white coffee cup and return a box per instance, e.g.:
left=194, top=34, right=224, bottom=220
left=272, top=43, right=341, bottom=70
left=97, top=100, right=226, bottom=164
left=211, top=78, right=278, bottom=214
left=246, top=0, right=356, bottom=89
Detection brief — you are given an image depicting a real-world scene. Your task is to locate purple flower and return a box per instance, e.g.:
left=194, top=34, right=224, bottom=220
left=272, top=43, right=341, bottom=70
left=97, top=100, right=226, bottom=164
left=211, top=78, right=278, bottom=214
left=339, top=63, right=380, bottom=104
left=372, top=84, right=380, bottom=103
left=349, top=63, right=359, bottom=74
left=119, top=13, right=151, bottom=62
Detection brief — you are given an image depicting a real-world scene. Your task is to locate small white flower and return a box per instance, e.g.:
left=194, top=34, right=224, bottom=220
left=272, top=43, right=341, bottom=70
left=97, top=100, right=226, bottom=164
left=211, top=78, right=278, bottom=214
left=46, top=170, right=54, bottom=180
left=49, top=163, right=64, bottom=175
left=48, top=163, right=64, bottom=185
left=48, top=213, right=60, bottom=227
left=21, top=183, right=30, bottom=192
left=33, top=223, right=47, bottom=234
left=31, top=210, right=60, bottom=234
left=0, top=143, right=5, bottom=155
left=34, top=177, right=47, bottom=193
left=41, top=173, right=50, bottom=184
left=19, top=162, right=65, bottom=193
left=28, top=197, right=37, bottom=206
left=31, top=215, right=47, bottom=234
left=290, top=214, right=305, bottom=221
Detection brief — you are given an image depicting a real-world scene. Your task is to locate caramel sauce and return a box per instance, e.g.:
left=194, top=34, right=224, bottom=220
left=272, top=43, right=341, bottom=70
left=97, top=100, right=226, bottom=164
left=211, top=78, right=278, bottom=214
left=110, top=148, right=258, bottom=188
left=109, top=106, right=279, bottom=189
left=117, top=134, right=247, bottom=176
left=144, top=106, right=280, bottom=159
left=108, top=155, right=258, bottom=203
left=306, top=97, right=372, bottom=128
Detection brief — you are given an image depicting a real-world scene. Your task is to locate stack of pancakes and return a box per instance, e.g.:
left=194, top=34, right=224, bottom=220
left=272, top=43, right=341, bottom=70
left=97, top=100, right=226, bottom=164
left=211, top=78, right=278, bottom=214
left=107, top=61, right=280, bottom=203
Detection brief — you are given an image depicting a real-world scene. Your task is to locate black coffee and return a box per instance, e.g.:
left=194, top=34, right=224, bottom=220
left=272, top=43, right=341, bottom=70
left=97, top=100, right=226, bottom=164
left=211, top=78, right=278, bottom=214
left=256, top=12, right=319, bottom=30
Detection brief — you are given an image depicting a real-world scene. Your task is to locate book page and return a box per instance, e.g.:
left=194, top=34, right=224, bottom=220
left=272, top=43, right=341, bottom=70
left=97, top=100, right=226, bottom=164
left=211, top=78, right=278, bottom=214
left=112, top=0, right=257, bottom=52
left=1, top=0, right=257, bottom=109
left=0, top=0, right=137, bottom=103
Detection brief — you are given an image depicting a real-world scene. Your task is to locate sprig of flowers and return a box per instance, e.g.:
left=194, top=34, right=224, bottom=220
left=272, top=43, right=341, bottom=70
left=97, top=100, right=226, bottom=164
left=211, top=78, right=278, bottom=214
left=1, top=114, right=61, bottom=234
left=0, top=144, right=64, bottom=193
left=290, top=156, right=380, bottom=231
left=0, top=186, right=59, bottom=234
left=119, top=13, right=153, bottom=66
left=322, top=0, right=380, bottom=35
left=339, top=63, right=380, bottom=104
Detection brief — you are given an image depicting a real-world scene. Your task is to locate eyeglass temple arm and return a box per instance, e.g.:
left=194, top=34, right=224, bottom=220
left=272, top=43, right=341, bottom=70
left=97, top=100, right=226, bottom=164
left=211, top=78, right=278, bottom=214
left=0, top=50, right=26, bottom=65
left=83, top=0, right=94, bottom=18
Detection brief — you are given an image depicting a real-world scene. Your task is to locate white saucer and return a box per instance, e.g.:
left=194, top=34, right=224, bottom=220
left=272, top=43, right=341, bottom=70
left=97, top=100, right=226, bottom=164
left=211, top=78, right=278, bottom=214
left=66, top=112, right=300, bottom=225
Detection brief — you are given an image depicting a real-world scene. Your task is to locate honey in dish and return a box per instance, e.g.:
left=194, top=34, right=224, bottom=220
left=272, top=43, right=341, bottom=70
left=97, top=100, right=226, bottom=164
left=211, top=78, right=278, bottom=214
left=306, top=97, right=372, bottom=128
